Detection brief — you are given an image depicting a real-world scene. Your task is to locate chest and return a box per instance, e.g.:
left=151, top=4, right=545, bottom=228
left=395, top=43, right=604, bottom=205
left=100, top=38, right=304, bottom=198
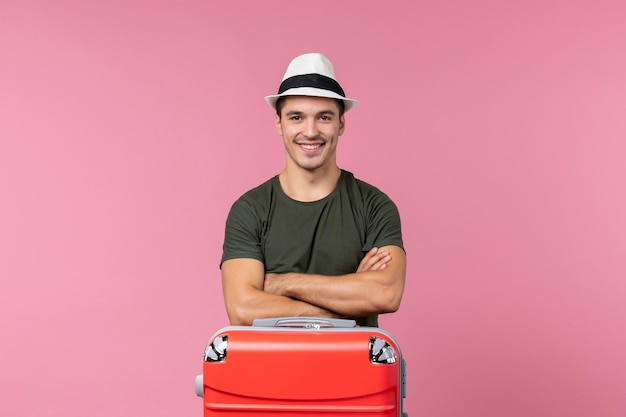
left=261, top=197, right=366, bottom=275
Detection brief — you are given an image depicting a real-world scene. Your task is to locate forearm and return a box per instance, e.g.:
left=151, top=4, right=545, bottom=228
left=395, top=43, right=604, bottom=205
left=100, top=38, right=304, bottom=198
left=264, top=246, right=406, bottom=317
left=221, top=258, right=342, bottom=326
left=221, top=247, right=405, bottom=325
left=268, top=271, right=400, bottom=317
left=225, top=289, right=340, bottom=326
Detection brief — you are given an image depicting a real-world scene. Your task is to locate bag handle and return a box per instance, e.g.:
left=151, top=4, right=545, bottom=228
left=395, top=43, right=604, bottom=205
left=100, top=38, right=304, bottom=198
left=252, top=317, right=357, bottom=329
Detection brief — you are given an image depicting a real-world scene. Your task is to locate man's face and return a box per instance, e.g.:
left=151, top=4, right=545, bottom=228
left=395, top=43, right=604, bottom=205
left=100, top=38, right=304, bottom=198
left=275, top=96, right=345, bottom=173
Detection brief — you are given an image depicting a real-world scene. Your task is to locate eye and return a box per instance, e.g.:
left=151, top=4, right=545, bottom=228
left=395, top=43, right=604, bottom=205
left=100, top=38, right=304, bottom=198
left=319, top=115, right=332, bottom=121
left=289, top=115, right=301, bottom=121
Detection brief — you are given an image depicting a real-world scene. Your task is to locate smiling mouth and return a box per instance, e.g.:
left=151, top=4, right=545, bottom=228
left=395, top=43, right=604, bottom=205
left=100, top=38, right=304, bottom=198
left=298, top=143, right=324, bottom=152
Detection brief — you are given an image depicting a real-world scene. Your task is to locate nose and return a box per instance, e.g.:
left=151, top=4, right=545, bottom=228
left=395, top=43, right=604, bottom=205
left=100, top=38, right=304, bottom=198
left=302, top=118, right=319, bottom=139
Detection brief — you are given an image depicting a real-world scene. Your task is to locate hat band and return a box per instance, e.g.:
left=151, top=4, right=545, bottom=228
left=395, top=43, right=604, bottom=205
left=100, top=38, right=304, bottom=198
left=278, top=73, right=346, bottom=97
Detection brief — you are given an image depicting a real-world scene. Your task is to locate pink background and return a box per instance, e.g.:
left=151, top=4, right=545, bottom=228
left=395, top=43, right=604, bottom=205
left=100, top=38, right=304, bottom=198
left=1, top=1, right=625, bottom=416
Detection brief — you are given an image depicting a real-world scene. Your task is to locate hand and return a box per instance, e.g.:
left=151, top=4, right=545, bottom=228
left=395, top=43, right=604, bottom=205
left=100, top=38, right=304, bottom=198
left=356, top=247, right=391, bottom=272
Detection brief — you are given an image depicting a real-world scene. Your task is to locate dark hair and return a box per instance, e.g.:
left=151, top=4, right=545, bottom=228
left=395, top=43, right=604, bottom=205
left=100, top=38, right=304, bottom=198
left=276, top=96, right=345, bottom=118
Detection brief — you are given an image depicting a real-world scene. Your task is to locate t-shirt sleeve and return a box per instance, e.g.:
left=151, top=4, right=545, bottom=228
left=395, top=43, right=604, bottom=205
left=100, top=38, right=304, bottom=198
left=364, top=191, right=405, bottom=252
left=220, top=197, right=265, bottom=268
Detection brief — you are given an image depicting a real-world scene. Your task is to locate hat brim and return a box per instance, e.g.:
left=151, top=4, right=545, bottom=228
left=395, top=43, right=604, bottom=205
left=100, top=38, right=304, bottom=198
left=265, top=87, right=358, bottom=112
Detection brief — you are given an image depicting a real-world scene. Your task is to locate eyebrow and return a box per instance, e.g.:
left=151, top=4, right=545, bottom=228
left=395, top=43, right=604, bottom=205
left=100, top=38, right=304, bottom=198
left=284, top=109, right=337, bottom=117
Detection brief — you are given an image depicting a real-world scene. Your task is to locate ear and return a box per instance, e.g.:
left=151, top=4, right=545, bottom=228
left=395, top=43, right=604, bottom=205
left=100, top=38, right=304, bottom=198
left=275, top=113, right=283, bottom=136
left=338, top=115, right=346, bottom=136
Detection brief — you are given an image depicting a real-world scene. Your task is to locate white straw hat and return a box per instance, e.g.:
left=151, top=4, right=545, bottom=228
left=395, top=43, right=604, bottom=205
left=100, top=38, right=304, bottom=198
left=265, top=53, right=358, bottom=112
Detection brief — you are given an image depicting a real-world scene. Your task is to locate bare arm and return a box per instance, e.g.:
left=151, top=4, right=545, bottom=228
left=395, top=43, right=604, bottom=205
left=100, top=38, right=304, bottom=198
left=221, top=258, right=338, bottom=325
left=264, top=245, right=406, bottom=318
left=221, top=247, right=394, bottom=325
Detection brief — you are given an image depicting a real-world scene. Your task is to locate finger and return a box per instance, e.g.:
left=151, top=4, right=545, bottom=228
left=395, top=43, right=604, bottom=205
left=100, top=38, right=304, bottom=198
left=370, top=253, right=392, bottom=270
left=358, top=250, right=391, bottom=272
left=357, top=248, right=379, bottom=272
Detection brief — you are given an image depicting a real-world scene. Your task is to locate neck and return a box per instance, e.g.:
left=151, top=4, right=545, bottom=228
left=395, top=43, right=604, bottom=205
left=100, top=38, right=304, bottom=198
left=279, top=165, right=341, bottom=202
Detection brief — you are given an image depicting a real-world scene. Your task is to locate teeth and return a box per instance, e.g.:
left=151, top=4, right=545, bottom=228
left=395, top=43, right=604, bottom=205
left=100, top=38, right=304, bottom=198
left=301, top=144, right=321, bottom=150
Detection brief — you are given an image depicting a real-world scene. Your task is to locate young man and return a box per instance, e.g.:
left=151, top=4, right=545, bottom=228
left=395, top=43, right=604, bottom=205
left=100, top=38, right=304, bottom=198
left=220, top=53, right=406, bottom=326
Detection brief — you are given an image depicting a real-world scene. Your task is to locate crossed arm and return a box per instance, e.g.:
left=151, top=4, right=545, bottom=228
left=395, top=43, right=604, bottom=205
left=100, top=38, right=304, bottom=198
left=221, top=246, right=406, bottom=325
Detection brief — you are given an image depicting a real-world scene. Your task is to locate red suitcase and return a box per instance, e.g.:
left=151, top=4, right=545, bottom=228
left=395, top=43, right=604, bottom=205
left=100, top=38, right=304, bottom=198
left=195, top=317, right=407, bottom=416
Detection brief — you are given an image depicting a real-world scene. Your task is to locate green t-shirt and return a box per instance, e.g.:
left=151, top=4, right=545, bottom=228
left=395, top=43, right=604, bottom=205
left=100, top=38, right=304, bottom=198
left=221, top=170, right=404, bottom=326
